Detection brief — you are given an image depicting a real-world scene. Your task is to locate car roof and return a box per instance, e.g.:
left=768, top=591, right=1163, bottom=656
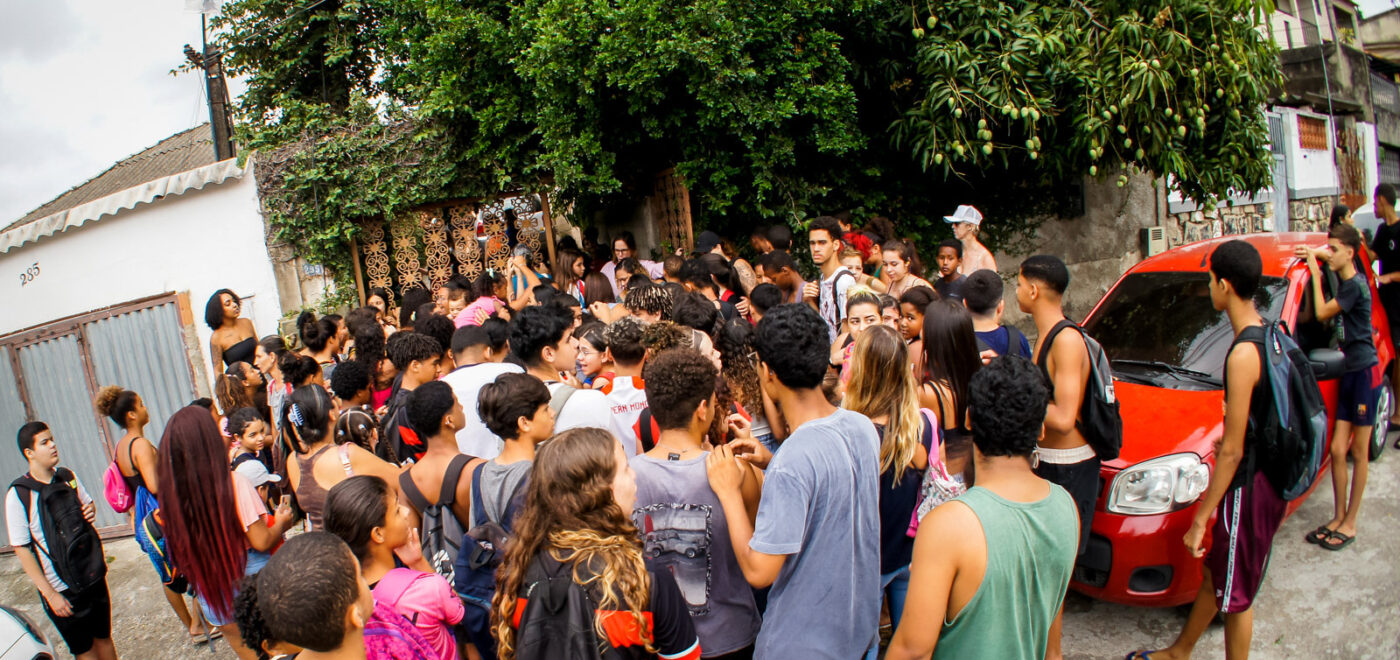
left=1131, top=232, right=1323, bottom=278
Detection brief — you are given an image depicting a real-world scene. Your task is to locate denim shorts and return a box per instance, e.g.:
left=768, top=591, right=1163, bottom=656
left=196, top=549, right=272, bottom=627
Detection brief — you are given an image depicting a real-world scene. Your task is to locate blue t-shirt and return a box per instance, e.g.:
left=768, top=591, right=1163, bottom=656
left=976, top=325, right=1032, bottom=359
left=750, top=408, right=881, bottom=659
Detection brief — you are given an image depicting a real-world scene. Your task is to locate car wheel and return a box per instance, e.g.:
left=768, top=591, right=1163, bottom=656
left=1369, top=379, right=1392, bottom=461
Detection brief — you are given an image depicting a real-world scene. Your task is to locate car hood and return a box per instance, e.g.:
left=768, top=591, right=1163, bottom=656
left=1109, top=380, right=1222, bottom=468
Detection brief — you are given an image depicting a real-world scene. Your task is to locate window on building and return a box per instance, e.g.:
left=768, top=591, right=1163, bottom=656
left=1333, top=7, right=1356, bottom=45
left=1298, top=116, right=1329, bottom=151
left=1277, top=0, right=1296, bottom=16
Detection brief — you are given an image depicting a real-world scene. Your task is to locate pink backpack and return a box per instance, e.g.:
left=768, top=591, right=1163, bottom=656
left=102, top=441, right=136, bottom=513
left=365, top=601, right=436, bottom=660
left=907, top=408, right=966, bottom=538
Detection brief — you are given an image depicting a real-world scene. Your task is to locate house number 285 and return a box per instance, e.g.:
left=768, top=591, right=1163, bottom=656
left=18, top=262, right=39, bottom=286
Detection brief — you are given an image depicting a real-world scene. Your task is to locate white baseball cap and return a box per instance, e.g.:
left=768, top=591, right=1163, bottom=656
left=234, top=457, right=283, bottom=487
left=943, top=205, right=984, bottom=227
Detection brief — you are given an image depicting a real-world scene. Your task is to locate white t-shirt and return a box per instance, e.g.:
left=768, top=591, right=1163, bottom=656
left=548, top=383, right=620, bottom=441
left=441, top=361, right=526, bottom=460
left=605, top=376, right=649, bottom=455
left=818, top=267, right=856, bottom=343
left=6, top=471, right=94, bottom=591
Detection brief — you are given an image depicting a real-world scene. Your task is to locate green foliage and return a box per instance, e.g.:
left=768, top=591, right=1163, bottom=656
left=213, top=0, right=1283, bottom=272
left=887, top=0, right=1281, bottom=206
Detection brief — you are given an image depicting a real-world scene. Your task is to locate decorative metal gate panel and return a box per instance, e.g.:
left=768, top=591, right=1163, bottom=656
left=356, top=194, right=549, bottom=305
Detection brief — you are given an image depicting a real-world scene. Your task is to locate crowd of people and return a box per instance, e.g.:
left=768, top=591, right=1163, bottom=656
left=6, top=185, right=1399, bottom=660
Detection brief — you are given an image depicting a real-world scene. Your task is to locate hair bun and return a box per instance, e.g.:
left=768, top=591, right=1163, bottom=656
left=94, top=385, right=123, bottom=416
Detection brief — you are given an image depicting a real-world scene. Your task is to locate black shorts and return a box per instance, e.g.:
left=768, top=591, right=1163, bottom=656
left=1034, top=456, right=1101, bottom=556
left=40, top=580, right=112, bottom=655
left=1337, top=367, right=1381, bottom=426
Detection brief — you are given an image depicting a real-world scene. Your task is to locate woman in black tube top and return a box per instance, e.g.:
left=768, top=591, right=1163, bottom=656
left=206, top=288, right=259, bottom=374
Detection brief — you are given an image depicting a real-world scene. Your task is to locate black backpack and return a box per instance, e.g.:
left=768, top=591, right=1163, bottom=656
left=1036, top=320, right=1124, bottom=461
left=11, top=468, right=107, bottom=593
left=514, top=555, right=621, bottom=660
left=1236, top=324, right=1328, bottom=500
left=398, top=455, right=472, bottom=583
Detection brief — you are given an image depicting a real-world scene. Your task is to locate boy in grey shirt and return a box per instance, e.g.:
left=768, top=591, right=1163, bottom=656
left=708, top=304, right=882, bottom=659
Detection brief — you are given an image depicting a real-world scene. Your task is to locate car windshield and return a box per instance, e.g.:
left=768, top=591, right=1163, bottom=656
left=1083, top=272, right=1288, bottom=389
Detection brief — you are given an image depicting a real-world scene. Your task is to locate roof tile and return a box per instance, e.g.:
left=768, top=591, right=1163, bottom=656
left=4, top=123, right=219, bottom=232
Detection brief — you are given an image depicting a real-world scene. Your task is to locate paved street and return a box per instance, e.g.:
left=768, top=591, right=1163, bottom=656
left=5, top=436, right=1399, bottom=660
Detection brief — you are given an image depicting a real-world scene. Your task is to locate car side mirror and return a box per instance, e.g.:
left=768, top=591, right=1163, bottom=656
left=1308, top=349, right=1346, bottom=381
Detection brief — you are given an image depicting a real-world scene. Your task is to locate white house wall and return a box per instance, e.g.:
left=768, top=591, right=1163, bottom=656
left=0, top=170, right=281, bottom=391
left=1281, top=109, right=1342, bottom=197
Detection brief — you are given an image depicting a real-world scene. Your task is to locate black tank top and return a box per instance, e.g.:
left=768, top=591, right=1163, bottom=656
left=224, top=336, right=257, bottom=366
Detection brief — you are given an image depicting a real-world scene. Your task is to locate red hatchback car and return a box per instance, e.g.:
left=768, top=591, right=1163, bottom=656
left=1071, top=232, right=1395, bottom=607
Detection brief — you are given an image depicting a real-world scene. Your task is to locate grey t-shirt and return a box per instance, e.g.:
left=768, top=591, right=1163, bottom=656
left=471, top=459, right=531, bottom=527
left=630, top=453, right=761, bottom=657
left=750, top=408, right=882, bottom=659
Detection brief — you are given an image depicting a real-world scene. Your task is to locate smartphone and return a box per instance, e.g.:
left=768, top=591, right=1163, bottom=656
left=279, top=494, right=291, bottom=509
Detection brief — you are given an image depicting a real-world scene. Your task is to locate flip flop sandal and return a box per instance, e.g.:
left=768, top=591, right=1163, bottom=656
left=1304, top=525, right=1335, bottom=545
left=1320, top=531, right=1355, bottom=551
left=1124, top=651, right=1158, bottom=659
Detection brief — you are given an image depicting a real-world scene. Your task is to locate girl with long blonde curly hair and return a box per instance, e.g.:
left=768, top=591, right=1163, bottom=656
left=491, top=427, right=700, bottom=660
left=842, top=324, right=932, bottom=630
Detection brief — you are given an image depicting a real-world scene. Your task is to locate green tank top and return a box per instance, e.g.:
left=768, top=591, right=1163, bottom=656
left=934, top=485, right=1078, bottom=660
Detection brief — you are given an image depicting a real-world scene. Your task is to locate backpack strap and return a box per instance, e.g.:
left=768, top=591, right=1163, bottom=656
left=1004, top=324, right=1027, bottom=358
left=1034, top=319, right=1077, bottom=368
left=469, top=462, right=489, bottom=530
left=438, top=454, right=471, bottom=507
left=398, top=469, right=432, bottom=513
left=918, top=408, right=945, bottom=471
left=127, top=437, right=139, bottom=479
left=549, top=383, right=579, bottom=417
left=639, top=408, right=656, bottom=452
left=8, top=479, right=37, bottom=536
left=828, top=269, right=857, bottom=322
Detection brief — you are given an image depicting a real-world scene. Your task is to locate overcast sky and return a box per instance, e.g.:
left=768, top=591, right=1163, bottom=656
left=0, top=0, right=1396, bottom=224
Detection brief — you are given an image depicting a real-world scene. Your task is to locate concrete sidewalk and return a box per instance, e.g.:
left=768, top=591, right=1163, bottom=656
left=4, top=440, right=1399, bottom=659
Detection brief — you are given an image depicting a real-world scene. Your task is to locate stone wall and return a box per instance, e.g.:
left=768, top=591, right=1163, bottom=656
left=1287, top=195, right=1339, bottom=232
left=1166, top=202, right=1273, bottom=247
left=1162, top=194, right=1334, bottom=249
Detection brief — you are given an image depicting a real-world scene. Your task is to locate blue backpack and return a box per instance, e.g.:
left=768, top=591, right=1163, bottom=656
left=453, top=464, right=524, bottom=660
left=1240, top=324, right=1328, bottom=500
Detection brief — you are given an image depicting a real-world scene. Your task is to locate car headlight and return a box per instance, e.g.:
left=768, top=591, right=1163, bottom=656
left=1106, top=453, right=1211, bottom=515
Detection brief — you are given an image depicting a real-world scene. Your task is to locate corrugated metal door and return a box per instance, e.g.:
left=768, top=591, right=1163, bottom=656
left=14, top=335, right=122, bottom=529
left=84, top=302, right=196, bottom=448
left=0, top=347, right=30, bottom=537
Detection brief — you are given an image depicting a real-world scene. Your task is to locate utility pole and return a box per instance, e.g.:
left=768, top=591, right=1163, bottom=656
left=184, top=14, right=236, bottom=161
